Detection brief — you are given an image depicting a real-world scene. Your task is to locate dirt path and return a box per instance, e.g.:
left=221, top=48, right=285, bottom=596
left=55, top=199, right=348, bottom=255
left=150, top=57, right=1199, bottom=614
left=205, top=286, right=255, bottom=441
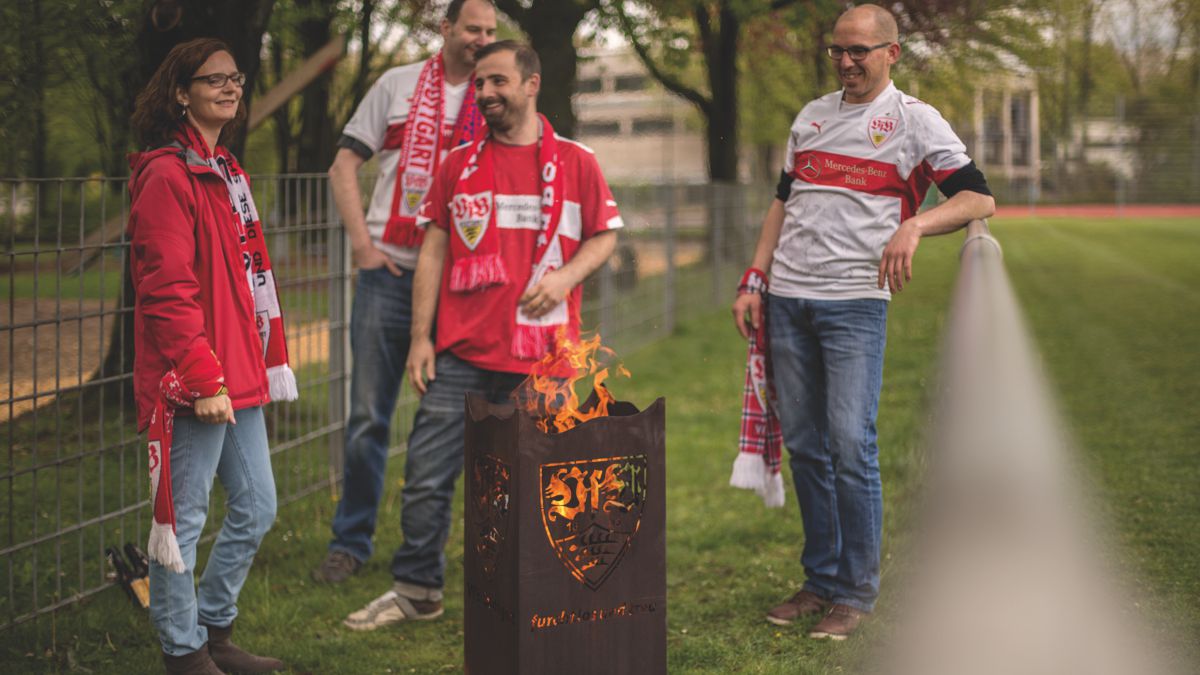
left=1, top=299, right=331, bottom=423
left=1, top=242, right=706, bottom=423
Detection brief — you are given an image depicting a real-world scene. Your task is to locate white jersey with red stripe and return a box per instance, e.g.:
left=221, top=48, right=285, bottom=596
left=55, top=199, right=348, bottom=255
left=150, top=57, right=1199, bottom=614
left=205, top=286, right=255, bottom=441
left=772, top=81, right=973, bottom=301
left=340, top=60, right=468, bottom=268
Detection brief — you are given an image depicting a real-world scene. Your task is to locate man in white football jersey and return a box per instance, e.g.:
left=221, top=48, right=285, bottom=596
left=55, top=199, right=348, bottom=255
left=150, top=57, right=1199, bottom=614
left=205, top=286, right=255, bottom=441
left=731, top=3, right=995, bottom=640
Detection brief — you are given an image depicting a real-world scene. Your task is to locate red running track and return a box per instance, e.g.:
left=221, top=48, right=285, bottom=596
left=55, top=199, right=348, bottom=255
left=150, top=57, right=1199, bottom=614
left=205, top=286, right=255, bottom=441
left=994, top=204, right=1200, bottom=218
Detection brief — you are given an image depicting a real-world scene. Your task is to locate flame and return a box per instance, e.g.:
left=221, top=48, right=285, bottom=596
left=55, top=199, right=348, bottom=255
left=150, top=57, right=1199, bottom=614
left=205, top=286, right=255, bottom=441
left=513, top=330, right=630, bottom=433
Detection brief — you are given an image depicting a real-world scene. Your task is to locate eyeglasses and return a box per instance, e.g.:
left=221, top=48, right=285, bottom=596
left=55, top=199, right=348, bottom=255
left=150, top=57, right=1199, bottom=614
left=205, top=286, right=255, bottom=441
left=826, top=42, right=892, bottom=61
left=190, top=72, right=246, bottom=88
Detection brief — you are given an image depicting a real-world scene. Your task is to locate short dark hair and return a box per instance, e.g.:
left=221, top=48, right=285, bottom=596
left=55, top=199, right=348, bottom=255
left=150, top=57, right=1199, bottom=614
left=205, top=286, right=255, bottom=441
left=445, top=0, right=495, bottom=24
left=130, top=38, right=247, bottom=149
left=474, top=40, right=541, bottom=81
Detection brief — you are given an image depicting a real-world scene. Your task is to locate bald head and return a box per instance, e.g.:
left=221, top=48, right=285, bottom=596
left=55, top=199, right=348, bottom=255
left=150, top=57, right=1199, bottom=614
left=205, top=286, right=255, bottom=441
left=836, top=4, right=899, bottom=44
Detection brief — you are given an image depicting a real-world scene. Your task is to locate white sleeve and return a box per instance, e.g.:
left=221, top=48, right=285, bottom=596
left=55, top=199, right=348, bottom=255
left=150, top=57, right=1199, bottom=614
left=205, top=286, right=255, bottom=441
left=914, top=105, right=972, bottom=181
left=340, top=70, right=401, bottom=156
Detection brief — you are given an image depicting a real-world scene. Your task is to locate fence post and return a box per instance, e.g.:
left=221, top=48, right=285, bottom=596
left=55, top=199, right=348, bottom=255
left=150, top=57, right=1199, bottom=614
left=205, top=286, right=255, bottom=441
left=598, top=242, right=615, bottom=340
left=661, top=183, right=676, bottom=337
left=326, top=179, right=349, bottom=496
left=709, top=183, right=724, bottom=307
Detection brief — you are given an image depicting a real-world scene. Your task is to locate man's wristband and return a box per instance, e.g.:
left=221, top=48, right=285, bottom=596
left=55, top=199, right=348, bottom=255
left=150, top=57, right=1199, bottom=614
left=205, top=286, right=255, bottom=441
left=737, top=267, right=768, bottom=295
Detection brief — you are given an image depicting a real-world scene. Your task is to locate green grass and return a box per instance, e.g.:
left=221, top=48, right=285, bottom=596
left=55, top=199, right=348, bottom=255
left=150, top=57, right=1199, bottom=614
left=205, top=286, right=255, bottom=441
left=3, top=217, right=1198, bottom=672
left=999, top=217, right=1200, bottom=643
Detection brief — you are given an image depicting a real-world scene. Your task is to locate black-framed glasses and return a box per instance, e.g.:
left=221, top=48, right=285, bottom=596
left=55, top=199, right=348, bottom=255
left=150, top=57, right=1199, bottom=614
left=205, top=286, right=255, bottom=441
left=190, top=71, right=246, bottom=88
left=826, top=42, right=892, bottom=61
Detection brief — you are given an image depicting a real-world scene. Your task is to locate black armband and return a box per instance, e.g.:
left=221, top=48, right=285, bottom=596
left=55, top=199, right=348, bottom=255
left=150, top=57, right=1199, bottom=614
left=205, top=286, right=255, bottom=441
left=775, top=170, right=793, bottom=202
left=938, top=161, right=992, bottom=198
left=336, top=134, right=374, bottom=161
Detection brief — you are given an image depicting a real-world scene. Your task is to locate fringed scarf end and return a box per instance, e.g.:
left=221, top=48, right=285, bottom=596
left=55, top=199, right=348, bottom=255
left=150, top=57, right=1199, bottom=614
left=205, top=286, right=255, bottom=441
left=760, top=471, right=786, bottom=508
left=450, top=253, right=509, bottom=292
left=730, top=451, right=768, bottom=491
left=267, top=364, right=299, bottom=402
left=511, top=323, right=556, bottom=360
left=148, top=521, right=186, bottom=574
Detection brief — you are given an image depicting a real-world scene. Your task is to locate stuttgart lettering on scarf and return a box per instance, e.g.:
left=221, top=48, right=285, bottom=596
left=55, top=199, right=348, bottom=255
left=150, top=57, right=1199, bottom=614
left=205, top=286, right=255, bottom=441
left=384, top=52, right=484, bottom=248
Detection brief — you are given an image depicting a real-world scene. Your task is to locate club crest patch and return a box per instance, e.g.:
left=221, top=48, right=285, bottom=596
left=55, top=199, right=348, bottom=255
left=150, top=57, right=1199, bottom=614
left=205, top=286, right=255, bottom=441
left=452, top=191, right=492, bottom=251
left=869, top=116, right=897, bottom=148
left=401, top=171, right=432, bottom=216
left=540, top=455, right=648, bottom=590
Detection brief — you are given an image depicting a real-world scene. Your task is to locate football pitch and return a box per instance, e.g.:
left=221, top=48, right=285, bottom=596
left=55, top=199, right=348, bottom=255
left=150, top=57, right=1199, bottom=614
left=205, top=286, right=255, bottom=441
left=5, top=216, right=1198, bottom=673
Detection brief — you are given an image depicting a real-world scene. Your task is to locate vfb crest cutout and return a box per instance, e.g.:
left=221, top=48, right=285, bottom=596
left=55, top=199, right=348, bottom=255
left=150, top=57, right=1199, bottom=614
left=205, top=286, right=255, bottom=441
left=472, top=454, right=510, bottom=579
left=540, top=455, right=648, bottom=590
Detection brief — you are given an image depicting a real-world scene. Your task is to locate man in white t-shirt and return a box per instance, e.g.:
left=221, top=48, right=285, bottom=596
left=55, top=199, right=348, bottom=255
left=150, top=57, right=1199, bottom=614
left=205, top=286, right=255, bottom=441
left=314, top=0, right=497, bottom=584
left=731, top=4, right=995, bottom=640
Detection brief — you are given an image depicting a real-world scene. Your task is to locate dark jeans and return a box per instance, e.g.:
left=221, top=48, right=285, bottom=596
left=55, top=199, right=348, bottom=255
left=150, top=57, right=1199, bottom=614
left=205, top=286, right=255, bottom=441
left=389, top=352, right=526, bottom=589
left=768, top=294, right=888, bottom=613
left=329, top=267, right=412, bottom=562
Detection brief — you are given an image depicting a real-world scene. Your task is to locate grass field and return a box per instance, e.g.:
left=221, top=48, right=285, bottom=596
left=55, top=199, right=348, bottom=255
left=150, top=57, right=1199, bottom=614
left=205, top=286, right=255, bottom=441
left=3, top=216, right=1198, bottom=673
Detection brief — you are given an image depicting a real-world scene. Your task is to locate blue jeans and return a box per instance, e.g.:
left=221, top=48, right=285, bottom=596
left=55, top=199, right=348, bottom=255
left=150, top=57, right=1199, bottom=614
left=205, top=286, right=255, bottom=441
left=329, top=267, right=413, bottom=561
left=149, top=406, right=277, bottom=656
left=767, top=295, right=888, bottom=613
left=390, top=352, right=525, bottom=590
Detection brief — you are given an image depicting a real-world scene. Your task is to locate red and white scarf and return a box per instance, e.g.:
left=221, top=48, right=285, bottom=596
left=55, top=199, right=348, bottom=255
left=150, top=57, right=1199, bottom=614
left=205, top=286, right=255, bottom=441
left=147, top=344, right=226, bottom=573
left=730, top=268, right=784, bottom=507
left=447, top=114, right=567, bottom=360
left=199, top=131, right=298, bottom=403
left=383, top=52, right=484, bottom=248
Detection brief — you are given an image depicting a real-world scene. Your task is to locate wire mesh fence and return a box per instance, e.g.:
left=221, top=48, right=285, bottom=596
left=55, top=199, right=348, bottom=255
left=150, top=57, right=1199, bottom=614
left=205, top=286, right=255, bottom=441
left=0, top=174, right=766, bottom=630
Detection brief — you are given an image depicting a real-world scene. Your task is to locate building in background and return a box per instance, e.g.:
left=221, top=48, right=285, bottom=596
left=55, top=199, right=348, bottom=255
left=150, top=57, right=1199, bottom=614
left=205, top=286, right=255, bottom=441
left=572, top=48, right=709, bottom=184
left=964, top=71, right=1042, bottom=203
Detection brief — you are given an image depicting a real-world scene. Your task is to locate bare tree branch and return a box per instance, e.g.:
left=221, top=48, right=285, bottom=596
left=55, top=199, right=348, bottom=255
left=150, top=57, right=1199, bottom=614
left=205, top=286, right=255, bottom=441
left=611, top=1, right=712, bottom=117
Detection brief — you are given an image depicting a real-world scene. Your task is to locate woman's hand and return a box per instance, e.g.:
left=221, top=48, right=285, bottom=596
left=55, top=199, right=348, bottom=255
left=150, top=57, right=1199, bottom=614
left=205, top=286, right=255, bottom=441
left=194, top=393, right=236, bottom=425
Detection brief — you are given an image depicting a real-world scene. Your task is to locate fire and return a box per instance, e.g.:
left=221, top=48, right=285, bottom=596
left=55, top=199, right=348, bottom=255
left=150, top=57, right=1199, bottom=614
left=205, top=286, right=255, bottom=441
left=513, top=330, right=630, bottom=433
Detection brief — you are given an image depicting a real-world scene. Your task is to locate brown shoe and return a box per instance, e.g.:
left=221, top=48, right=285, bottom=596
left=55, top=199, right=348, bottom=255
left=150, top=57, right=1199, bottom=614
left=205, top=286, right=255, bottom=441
left=808, top=603, right=868, bottom=640
left=766, top=589, right=831, bottom=626
left=204, top=623, right=284, bottom=673
left=312, top=549, right=362, bottom=584
left=163, top=645, right=225, bottom=674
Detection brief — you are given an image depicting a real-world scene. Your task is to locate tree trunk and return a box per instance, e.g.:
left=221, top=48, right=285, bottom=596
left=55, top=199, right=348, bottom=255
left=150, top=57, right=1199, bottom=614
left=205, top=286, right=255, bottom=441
left=271, top=35, right=291, bottom=173
left=295, top=0, right=337, bottom=174
left=29, top=0, right=48, bottom=179
left=702, top=4, right=739, bottom=181
left=351, top=0, right=375, bottom=110
left=497, top=0, right=597, bottom=138
left=527, top=24, right=581, bottom=137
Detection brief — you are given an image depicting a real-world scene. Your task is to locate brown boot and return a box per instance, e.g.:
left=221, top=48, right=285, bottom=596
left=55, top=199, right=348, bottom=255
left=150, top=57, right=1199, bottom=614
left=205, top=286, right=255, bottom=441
left=766, top=590, right=831, bottom=626
left=162, top=645, right=226, bottom=674
left=204, top=623, right=284, bottom=674
left=808, top=603, right=868, bottom=640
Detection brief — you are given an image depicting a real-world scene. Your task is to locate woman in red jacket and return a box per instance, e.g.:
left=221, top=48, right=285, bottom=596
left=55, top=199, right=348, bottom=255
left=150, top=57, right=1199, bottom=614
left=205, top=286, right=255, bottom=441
left=128, top=38, right=296, bottom=675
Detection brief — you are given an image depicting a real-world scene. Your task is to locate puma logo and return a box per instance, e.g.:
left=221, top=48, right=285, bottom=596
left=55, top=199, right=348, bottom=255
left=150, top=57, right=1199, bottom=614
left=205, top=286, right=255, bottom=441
left=810, top=120, right=826, bottom=133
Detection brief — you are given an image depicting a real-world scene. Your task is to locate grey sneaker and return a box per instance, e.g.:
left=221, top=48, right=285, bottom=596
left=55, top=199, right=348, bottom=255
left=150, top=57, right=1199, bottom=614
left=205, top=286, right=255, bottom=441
left=343, top=583, right=444, bottom=631
left=312, top=550, right=362, bottom=584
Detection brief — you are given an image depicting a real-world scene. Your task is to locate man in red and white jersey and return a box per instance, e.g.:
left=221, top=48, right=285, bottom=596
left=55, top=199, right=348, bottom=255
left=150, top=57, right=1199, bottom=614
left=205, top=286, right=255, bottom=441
left=315, top=0, right=497, bottom=586
left=341, top=40, right=620, bottom=631
left=731, top=4, right=995, bottom=640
